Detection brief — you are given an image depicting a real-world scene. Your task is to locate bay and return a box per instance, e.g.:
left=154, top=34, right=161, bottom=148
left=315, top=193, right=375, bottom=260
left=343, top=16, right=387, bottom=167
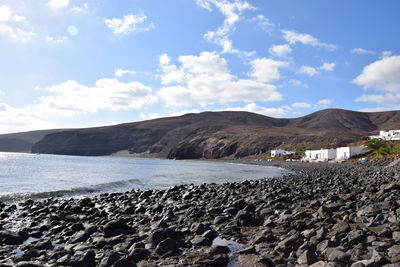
left=0, top=152, right=285, bottom=201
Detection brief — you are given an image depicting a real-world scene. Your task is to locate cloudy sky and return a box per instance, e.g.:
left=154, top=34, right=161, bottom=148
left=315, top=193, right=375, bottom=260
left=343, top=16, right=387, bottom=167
left=0, top=0, right=399, bottom=133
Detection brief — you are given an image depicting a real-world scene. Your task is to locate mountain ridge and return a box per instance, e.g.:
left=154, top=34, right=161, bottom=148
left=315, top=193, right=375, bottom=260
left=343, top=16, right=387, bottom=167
left=2, top=108, right=399, bottom=159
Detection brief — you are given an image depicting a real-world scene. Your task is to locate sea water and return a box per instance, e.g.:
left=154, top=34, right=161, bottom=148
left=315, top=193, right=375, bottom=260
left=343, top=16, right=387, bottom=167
left=0, top=152, right=286, bottom=201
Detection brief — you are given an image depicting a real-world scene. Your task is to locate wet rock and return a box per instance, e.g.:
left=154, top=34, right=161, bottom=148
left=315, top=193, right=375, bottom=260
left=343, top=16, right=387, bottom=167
left=32, top=239, right=53, bottom=250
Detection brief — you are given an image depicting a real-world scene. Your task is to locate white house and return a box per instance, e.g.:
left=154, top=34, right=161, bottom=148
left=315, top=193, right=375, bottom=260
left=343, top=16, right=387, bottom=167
left=271, top=149, right=295, bottom=157
left=304, top=149, right=337, bottom=161
left=336, top=146, right=367, bottom=160
left=370, top=129, right=400, bottom=141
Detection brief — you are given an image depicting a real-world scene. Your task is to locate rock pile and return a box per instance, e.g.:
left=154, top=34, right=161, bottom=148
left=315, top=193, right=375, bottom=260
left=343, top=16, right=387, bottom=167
left=0, top=161, right=399, bottom=266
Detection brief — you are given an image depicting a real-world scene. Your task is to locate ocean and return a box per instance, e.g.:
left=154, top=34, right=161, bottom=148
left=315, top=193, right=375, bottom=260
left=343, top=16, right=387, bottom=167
left=0, top=152, right=286, bottom=201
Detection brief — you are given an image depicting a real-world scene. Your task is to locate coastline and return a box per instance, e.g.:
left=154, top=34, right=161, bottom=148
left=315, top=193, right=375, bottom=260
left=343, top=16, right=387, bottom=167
left=0, top=159, right=399, bottom=266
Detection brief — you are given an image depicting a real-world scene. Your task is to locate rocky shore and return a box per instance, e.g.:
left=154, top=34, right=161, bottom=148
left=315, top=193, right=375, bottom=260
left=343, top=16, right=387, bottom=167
left=0, top=160, right=399, bottom=266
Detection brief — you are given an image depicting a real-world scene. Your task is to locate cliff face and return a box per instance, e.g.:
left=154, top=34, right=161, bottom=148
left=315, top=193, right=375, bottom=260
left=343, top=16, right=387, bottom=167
left=30, top=109, right=400, bottom=159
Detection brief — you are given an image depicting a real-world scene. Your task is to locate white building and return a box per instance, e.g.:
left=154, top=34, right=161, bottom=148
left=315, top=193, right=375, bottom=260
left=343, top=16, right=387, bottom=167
left=370, top=130, right=400, bottom=141
left=271, top=149, right=295, bottom=157
left=336, top=146, right=367, bottom=160
left=304, top=149, right=337, bottom=161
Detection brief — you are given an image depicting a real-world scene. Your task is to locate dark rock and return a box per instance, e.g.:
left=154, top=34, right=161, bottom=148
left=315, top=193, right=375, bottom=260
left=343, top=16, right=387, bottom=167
left=129, top=248, right=150, bottom=262
left=155, top=238, right=177, bottom=255
left=0, top=230, right=24, bottom=245
left=70, top=250, right=96, bottom=267
left=32, top=239, right=53, bottom=250
left=191, top=236, right=211, bottom=246
left=388, top=245, right=400, bottom=263
left=103, top=219, right=135, bottom=237
left=347, top=230, right=366, bottom=244
left=234, top=210, right=257, bottom=226
left=298, top=249, right=318, bottom=265
left=213, top=216, right=228, bottom=225
left=98, top=251, right=120, bottom=267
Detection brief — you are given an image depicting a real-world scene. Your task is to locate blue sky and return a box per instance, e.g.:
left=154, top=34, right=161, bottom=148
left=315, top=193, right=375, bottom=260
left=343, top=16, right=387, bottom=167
left=0, top=0, right=399, bottom=133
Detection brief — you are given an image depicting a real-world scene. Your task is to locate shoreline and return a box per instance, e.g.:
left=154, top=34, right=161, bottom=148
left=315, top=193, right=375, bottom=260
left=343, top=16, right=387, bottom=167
left=0, top=160, right=399, bottom=266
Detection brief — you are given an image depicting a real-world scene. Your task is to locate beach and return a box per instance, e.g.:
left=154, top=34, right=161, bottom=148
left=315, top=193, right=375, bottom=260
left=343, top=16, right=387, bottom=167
left=0, top=159, right=399, bottom=266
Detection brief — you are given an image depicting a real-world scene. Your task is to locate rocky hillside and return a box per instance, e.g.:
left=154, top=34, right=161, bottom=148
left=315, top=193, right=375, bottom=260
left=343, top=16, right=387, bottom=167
left=0, top=129, right=63, bottom=152
left=30, top=109, right=400, bottom=159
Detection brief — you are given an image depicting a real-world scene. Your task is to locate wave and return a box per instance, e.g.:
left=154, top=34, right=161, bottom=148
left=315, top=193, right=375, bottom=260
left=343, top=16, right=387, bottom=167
left=0, top=178, right=145, bottom=202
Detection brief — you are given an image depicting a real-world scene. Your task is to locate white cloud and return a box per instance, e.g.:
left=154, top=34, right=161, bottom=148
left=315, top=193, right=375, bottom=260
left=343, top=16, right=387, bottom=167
left=249, top=58, right=288, bottom=83
left=48, top=0, right=69, bottom=10
left=0, top=103, right=55, bottom=133
left=71, top=3, right=89, bottom=13
left=351, top=48, right=373, bottom=55
left=105, top=13, right=154, bottom=35
left=316, top=99, right=332, bottom=108
left=356, top=94, right=398, bottom=104
left=221, top=103, right=291, bottom=118
left=139, top=112, right=162, bottom=120
left=353, top=55, right=400, bottom=94
left=0, top=78, right=157, bottom=133
left=289, top=79, right=308, bottom=88
left=353, top=55, right=400, bottom=107
left=299, top=66, right=319, bottom=76
left=0, top=23, right=35, bottom=43
left=249, top=14, right=274, bottom=32
left=158, top=51, right=283, bottom=107
left=269, top=44, right=292, bottom=57
left=0, top=5, right=34, bottom=43
left=115, top=68, right=136, bottom=77
left=282, top=30, right=336, bottom=50
left=381, top=51, right=393, bottom=58
left=159, top=54, right=171, bottom=65
left=197, top=0, right=254, bottom=54
left=0, top=5, right=12, bottom=21
left=45, top=35, right=68, bottom=43
left=359, top=105, right=400, bottom=112
left=292, top=102, right=311, bottom=109
left=319, top=62, right=336, bottom=72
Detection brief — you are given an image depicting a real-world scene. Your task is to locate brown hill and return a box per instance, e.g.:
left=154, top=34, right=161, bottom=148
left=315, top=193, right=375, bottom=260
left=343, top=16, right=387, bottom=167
left=0, top=129, right=64, bottom=152
left=27, top=108, right=400, bottom=159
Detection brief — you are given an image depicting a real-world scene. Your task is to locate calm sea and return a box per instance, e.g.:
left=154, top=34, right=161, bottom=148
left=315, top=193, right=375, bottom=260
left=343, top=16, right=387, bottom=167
left=0, top=152, right=285, bottom=201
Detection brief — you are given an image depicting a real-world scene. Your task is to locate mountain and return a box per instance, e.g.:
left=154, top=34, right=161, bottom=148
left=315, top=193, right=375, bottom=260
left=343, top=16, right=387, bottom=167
left=28, top=108, right=400, bottom=159
left=0, top=129, right=64, bottom=152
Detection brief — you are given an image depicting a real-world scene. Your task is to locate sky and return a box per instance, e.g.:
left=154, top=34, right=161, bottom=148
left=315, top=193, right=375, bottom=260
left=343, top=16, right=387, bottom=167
left=0, top=0, right=399, bottom=133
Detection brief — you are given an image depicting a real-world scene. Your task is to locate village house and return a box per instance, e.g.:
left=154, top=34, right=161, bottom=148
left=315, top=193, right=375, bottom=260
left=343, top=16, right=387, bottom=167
left=336, top=146, right=367, bottom=160
left=270, top=149, right=295, bottom=157
left=370, top=129, right=400, bottom=141
left=304, top=148, right=337, bottom=161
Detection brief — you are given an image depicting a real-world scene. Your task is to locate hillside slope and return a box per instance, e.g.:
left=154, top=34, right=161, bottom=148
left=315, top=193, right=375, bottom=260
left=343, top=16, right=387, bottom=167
left=30, top=109, right=400, bottom=159
left=0, top=129, right=64, bottom=152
